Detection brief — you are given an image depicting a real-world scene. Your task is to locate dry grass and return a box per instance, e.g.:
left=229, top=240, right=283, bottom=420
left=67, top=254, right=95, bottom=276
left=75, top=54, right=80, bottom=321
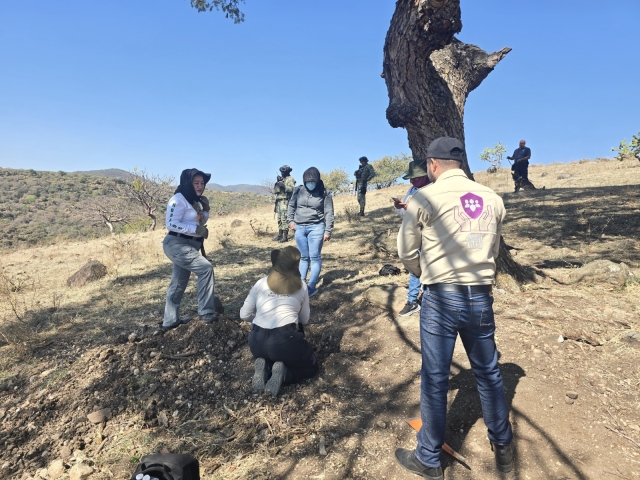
left=1, top=156, right=640, bottom=479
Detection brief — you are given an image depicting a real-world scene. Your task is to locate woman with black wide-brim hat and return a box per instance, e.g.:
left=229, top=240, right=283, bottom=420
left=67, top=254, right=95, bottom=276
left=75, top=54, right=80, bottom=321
left=240, top=246, right=319, bottom=397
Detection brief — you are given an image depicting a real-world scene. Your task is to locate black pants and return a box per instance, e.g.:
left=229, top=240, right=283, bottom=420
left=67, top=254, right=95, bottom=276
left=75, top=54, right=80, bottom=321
left=248, top=323, right=319, bottom=384
left=512, top=160, right=529, bottom=181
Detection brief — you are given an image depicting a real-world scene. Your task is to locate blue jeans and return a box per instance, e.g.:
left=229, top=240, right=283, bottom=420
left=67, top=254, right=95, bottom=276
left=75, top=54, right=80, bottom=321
left=416, top=288, right=512, bottom=468
left=408, top=273, right=421, bottom=303
left=294, top=223, right=325, bottom=288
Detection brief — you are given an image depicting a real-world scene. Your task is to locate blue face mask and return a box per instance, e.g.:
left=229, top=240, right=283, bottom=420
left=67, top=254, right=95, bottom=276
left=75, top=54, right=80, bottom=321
left=305, top=182, right=317, bottom=191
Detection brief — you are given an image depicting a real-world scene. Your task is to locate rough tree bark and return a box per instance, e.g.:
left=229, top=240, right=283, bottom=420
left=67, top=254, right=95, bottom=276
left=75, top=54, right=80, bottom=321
left=383, top=0, right=536, bottom=289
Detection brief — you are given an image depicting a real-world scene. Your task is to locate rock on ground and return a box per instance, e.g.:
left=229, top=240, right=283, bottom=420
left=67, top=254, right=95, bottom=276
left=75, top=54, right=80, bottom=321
left=87, top=408, right=112, bottom=424
left=69, top=463, right=93, bottom=480
left=47, top=459, right=65, bottom=479
left=67, top=260, right=107, bottom=287
left=567, top=259, right=635, bottom=286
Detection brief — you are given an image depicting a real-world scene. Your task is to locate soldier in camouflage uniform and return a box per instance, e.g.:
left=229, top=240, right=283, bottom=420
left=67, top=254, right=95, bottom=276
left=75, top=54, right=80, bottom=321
left=273, top=165, right=296, bottom=242
left=354, top=156, right=375, bottom=216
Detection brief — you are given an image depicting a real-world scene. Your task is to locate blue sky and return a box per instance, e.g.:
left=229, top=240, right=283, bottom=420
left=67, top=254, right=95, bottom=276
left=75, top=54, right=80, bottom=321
left=1, top=0, right=638, bottom=185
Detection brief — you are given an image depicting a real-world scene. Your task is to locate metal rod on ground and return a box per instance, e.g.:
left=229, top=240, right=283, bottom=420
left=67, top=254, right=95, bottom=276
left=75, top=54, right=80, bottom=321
left=406, top=418, right=470, bottom=467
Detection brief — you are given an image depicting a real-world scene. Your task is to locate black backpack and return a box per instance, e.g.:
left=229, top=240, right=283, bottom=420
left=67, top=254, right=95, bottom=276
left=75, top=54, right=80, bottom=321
left=379, top=264, right=401, bottom=276
left=130, top=453, right=200, bottom=480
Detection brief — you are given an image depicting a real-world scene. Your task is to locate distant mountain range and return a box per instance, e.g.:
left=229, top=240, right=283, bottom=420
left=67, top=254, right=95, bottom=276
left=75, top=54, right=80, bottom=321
left=73, top=168, right=266, bottom=195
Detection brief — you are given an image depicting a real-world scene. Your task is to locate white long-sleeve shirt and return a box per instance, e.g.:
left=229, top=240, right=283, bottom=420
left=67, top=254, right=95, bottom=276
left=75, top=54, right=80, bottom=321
left=165, top=193, right=209, bottom=236
left=239, top=277, right=310, bottom=329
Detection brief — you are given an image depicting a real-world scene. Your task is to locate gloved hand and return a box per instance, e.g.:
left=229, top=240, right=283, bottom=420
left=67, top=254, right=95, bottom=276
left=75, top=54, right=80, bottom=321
left=297, top=323, right=305, bottom=338
left=200, top=196, right=210, bottom=212
left=195, top=225, right=209, bottom=239
left=275, top=181, right=285, bottom=190
left=506, top=156, right=513, bottom=160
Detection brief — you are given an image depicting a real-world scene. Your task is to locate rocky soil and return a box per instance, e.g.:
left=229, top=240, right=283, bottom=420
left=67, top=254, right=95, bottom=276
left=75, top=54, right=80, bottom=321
left=1, top=157, right=640, bottom=479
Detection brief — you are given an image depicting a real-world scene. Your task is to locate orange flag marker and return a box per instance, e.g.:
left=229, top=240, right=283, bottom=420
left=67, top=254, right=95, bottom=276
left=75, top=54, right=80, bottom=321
left=406, top=418, right=470, bottom=466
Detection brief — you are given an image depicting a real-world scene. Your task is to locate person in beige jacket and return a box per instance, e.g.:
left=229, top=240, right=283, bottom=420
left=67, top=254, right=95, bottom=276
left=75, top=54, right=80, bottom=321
left=394, top=137, right=514, bottom=480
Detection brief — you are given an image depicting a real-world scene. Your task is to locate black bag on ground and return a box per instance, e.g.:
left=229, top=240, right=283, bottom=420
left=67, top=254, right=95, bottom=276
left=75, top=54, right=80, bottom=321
left=130, top=453, right=200, bottom=480
left=379, top=264, right=401, bottom=276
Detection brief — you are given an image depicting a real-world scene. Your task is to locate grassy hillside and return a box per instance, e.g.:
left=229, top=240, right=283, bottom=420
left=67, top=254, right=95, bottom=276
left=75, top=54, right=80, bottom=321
left=70, top=168, right=266, bottom=195
left=207, top=183, right=266, bottom=195
left=71, top=168, right=131, bottom=180
left=0, top=168, right=272, bottom=251
left=0, top=157, right=638, bottom=479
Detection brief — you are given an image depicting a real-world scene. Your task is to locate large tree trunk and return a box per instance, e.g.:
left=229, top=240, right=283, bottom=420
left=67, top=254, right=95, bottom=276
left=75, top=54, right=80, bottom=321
left=383, top=0, right=534, bottom=289
left=383, top=0, right=510, bottom=179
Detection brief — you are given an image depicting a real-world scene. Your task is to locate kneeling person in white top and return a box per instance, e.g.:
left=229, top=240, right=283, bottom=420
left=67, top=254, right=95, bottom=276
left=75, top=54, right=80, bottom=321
left=240, top=246, right=319, bottom=397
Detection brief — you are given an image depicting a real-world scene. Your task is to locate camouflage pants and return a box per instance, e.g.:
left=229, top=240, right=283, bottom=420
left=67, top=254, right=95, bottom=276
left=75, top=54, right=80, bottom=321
left=356, top=182, right=367, bottom=211
left=276, top=199, right=289, bottom=230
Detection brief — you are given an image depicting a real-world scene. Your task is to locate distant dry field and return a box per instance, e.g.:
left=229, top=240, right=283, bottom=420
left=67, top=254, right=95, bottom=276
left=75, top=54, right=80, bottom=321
left=1, top=156, right=639, bottom=479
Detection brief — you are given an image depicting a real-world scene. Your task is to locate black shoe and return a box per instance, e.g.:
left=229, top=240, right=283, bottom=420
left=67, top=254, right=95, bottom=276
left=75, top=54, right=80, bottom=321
left=264, top=361, right=287, bottom=397
left=491, top=441, right=514, bottom=473
left=252, top=358, right=271, bottom=392
left=162, top=323, right=179, bottom=333
left=162, top=317, right=191, bottom=333
left=359, top=211, right=365, bottom=217
left=394, top=448, right=443, bottom=480
left=273, top=233, right=283, bottom=242
left=278, top=233, right=288, bottom=243
left=202, top=314, right=218, bottom=324
left=399, top=301, right=421, bottom=317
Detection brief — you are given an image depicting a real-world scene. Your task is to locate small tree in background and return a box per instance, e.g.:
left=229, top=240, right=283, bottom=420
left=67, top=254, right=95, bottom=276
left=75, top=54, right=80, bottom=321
left=479, top=142, right=507, bottom=173
left=85, top=198, right=135, bottom=234
left=321, top=168, right=350, bottom=194
left=259, top=178, right=277, bottom=197
left=370, top=153, right=411, bottom=189
left=612, top=132, right=640, bottom=161
left=119, top=168, right=174, bottom=231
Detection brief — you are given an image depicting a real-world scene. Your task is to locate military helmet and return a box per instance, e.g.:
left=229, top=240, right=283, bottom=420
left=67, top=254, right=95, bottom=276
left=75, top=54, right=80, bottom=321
left=279, top=165, right=292, bottom=174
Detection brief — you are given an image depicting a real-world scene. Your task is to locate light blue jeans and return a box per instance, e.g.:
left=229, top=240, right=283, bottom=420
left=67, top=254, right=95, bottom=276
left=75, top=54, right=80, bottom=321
left=162, top=235, right=215, bottom=327
left=408, top=273, right=421, bottom=303
left=416, top=288, right=512, bottom=468
left=408, top=249, right=422, bottom=303
left=294, top=222, right=325, bottom=288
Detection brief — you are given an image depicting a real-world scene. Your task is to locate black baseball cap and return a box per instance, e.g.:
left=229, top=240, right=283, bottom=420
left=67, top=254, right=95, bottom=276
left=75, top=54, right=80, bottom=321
left=426, top=137, right=465, bottom=161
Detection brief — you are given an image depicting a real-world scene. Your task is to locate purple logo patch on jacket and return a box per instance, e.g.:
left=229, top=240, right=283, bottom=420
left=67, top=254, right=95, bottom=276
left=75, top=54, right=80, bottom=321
left=460, top=193, right=484, bottom=219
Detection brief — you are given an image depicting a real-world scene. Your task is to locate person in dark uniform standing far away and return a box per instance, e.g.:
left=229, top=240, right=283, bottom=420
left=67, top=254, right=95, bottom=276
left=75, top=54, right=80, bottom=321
left=273, top=165, right=296, bottom=242
left=507, top=139, right=531, bottom=192
left=395, top=137, right=514, bottom=480
left=354, top=156, right=375, bottom=216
